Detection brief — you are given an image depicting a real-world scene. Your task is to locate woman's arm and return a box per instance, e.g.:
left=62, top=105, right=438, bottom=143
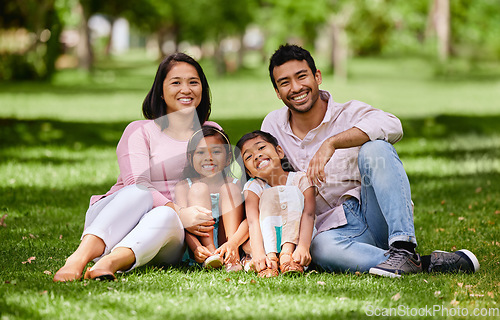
left=116, top=121, right=171, bottom=207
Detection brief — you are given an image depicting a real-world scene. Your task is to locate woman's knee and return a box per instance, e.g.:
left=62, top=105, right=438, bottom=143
left=120, top=184, right=153, bottom=209
left=148, top=206, right=183, bottom=232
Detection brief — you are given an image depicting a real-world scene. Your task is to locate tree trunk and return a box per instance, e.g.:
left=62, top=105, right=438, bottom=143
left=105, top=17, right=116, bottom=57
left=426, top=0, right=450, bottom=62
left=329, top=4, right=353, bottom=81
left=331, top=22, right=348, bottom=81
left=214, top=41, right=226, bottom=75
left=236, top=34, right=245, bottom=71
left=75, top=2, right=93, bottom=71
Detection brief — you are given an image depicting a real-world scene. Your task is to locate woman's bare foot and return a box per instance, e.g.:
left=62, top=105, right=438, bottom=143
left=53, top=234, right=106, bottom=282
left=83, top=267, right=116, bottom=281
left=53, top=259, right=87, bottom=282
left=83, top=247, right=135, bottom=280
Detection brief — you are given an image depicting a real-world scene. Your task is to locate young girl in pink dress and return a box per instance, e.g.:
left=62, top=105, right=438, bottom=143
left=236, top=130, right=316, bottom=277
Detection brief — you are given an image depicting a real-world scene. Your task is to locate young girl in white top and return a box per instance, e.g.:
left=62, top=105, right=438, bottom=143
left=175, top=125, right=249, bottom=271
left=236, top=130, right=316, bottom=277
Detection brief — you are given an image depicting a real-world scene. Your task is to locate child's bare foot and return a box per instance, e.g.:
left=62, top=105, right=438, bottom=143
left=53, top=262, right=85, bottom=282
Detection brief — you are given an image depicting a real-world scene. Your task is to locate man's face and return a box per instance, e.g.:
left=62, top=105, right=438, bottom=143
left=272, top=60, right=322, bottom=114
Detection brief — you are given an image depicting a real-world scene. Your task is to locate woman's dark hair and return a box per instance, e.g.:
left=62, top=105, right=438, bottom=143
left=183, top=125, right=233, bottom=179
left=235, top=130, right=294, bottom=180
left=268, top=44, right=317, bottom=90
left=142, top=52, right=211, bottom=127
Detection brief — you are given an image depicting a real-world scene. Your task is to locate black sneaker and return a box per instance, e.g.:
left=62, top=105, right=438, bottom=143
left=369, top=247, right=422, bottom=278
left=428, top=249, right=480, bottom=273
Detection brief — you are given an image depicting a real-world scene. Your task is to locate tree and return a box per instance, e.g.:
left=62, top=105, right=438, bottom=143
left=0, top=0, right=65, bottom=80
left=426, top=0, right=450, bottom=62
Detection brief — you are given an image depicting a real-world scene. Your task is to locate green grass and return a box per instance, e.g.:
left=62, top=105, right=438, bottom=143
left=1, top=53, right=499, bottom=319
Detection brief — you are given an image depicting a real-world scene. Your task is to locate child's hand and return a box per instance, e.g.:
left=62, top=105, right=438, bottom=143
left=193, top=245, right=213, bottom=263
left=252, top=253, right=268, bottom=272
left=266, top=253, right=279, bottom=270
left=292, top=246, right=311, bottom=266
left=180, top=206, right=215, bottom=237
left=214, top=241, right=238, bottom=263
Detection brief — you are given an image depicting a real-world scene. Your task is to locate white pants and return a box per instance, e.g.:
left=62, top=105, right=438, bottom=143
left=82, top=184, right=185, bottom=271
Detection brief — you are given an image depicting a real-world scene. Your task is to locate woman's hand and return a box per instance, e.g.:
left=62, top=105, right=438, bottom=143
left=215, top=241, right=238, bottom=263
left=193, top=245, right=213, bottom=263
left=292, top=245, right=311, bottom=266
left=178, top=206, right=215, bottom=237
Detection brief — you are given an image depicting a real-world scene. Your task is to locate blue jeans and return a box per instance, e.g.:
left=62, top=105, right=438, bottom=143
left=310, top=140, right=416, bottom=272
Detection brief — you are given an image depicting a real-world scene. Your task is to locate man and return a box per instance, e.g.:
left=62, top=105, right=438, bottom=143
left=261, top=44, right=479, bottom=277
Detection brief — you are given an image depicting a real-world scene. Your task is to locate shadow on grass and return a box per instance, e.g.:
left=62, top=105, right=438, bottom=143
left=2, top=114, right=500, bottom=148
left=403, top=114, right=500, bottom=138
left=0, top=117, right=266, bottom=150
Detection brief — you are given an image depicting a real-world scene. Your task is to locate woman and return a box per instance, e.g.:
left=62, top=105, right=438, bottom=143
left=54, top=53, right=219, bottom=282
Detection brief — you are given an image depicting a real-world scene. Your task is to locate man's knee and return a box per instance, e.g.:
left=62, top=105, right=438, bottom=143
left=358, top=140, right=396, bottom=172
left=359, top=140, right=393, bottom=159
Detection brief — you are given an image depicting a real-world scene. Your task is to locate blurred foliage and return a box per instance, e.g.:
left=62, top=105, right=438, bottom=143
left=1, top=0, right=500, bottom=80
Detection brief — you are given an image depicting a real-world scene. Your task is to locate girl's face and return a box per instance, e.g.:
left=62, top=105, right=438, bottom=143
left=192, top=135, right=228, bottom=178
left=162, top=62, right=203, bottom=114
left=240, top=136, right=284, bottom=179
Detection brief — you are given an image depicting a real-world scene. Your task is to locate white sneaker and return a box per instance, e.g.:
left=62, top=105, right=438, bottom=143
left=203, top=255, right=223, bottom=269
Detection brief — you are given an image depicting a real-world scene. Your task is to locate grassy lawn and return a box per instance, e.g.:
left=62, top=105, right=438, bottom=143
left=0, top=53, right=499, bottom=319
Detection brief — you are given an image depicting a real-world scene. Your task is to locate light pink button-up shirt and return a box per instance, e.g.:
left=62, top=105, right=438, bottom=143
left=261, top=90, right=403, bottom=235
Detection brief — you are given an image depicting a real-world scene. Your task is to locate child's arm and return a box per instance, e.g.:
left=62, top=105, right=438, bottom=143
left=215, top=219, right=249, bottom=261
left=244, top=190, right=269, bottom=272
left=292, top=187, right=316, bottom=266
left=185, top=232, right=213, bottom=263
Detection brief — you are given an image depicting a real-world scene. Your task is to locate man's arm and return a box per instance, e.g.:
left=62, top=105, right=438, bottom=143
left=307, top=127, right=369, bottom=186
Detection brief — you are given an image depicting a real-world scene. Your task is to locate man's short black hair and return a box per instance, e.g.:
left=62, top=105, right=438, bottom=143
left=268, top=44, right=317, bottom=90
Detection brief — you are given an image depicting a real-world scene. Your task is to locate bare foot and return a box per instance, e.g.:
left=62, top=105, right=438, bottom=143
left=83, top=267, right=116, bottom=281
left=53, top=262, right=85, bottom=282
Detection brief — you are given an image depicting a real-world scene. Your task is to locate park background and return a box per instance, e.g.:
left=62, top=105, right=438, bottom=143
left=1, top=0, right=499, bottom=319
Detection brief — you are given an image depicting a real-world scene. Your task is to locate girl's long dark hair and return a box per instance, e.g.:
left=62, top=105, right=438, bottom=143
left=142, top=52, right=211, bottom=128
left=235, top=130, right=294, bottom=181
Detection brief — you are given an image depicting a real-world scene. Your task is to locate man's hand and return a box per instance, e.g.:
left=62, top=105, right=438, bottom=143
left=307, top=137, right=335, bottom=186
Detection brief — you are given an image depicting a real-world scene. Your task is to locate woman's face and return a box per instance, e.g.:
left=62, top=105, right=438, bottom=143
left=192, top=135, right=228, bottom=178
left=162, top=62, right=203, bottom=114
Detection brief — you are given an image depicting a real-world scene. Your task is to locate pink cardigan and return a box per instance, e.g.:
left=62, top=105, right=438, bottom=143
left=90, top=119, right=221, bottom=208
